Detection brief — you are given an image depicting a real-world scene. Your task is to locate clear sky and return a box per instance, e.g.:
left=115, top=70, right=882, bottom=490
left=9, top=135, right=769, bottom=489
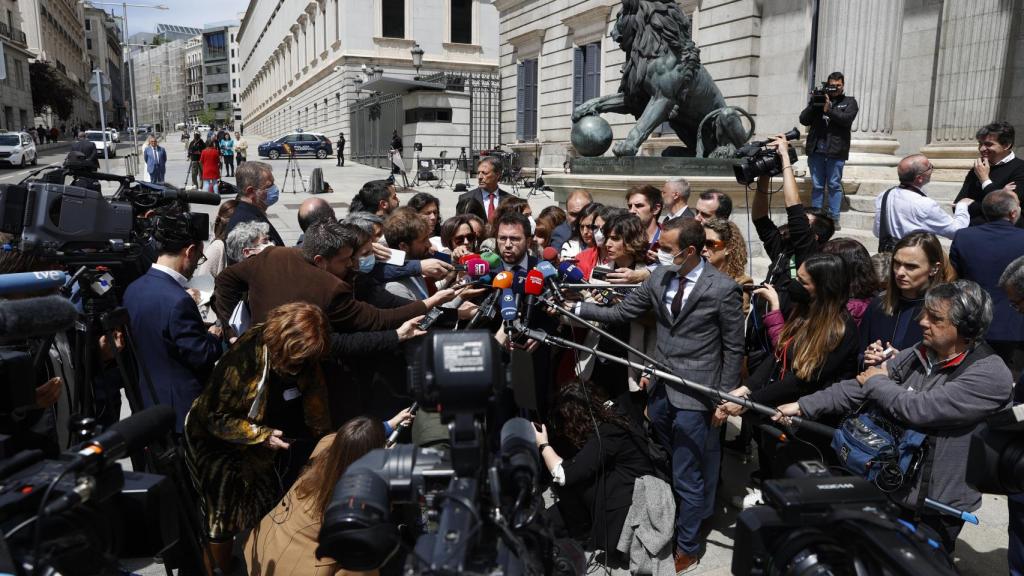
left=98, top=0, right=249, bottom=35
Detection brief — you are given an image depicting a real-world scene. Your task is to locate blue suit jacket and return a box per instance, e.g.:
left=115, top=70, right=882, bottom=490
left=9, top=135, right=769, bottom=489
left=123, top=268, right=222, bottom=431
left=144, top=145, right=166, bottom=171
left=950, top=219, right=1024, bottom=342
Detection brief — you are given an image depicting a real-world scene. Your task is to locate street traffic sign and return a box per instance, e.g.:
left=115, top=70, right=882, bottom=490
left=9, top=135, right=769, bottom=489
left=89, top=71, right=112, bottom=103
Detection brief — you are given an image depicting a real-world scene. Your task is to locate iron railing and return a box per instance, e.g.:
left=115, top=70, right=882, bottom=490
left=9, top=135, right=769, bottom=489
left=0, top=22, right=27, bottom=45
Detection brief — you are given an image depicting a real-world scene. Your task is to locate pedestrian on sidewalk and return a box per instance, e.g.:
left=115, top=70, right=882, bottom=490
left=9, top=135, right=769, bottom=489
left=336, top=131, right=345, bottom=167
left=144, top=135, right=168, bottom=183
left=220, top=132, right=236, bottom=177
left=50, top=127, right=59, bottom=142
left=188, top=133, right=205, bottom=188
left=234, top=132, right=247, bottom=164
left=201, top=140, right=222, bottom=193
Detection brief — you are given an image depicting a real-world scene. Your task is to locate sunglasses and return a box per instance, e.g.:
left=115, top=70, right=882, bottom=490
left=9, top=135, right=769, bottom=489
left=453, top=233, right=477, bottom=244
left=704, top=239, right=725, bottom=250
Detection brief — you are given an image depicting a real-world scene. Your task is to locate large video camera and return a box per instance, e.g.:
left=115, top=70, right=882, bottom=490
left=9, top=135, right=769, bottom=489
left=811, top=81, right=841, bottom=108
left=734, top=461, right=957, bottom=576
left=967, top=405, right=1024, bottom=494
left=317, top=331, right=582, bottom=575
left=733, top=127, right=800, bottom=185
left=0, top=165, right=217, bottom=268
left=0, top=405, right=203, bottom=576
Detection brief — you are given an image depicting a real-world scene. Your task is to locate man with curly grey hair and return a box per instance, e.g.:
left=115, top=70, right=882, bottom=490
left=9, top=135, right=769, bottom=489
left=225, top=220, right=271, bottom=263
left=777, top=279, right=1013, bottom=555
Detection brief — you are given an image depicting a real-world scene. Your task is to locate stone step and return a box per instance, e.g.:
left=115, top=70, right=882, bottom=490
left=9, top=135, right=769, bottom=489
left=853, top=180, right=964, bottom=203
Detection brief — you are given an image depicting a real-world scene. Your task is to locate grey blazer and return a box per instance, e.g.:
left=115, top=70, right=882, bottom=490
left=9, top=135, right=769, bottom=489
left=579, top=261, right=744, bottom=411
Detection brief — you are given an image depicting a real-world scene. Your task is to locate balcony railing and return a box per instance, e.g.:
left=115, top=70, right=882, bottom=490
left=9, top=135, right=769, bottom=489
left=0, top=22, right=27, bottom=45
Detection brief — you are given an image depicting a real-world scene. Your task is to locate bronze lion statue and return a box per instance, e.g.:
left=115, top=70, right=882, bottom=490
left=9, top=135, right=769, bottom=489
left=572, top=0, right=750, bottom=157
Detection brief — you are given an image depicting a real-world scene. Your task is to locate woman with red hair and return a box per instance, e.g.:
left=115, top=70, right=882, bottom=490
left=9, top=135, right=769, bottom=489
left=185, top=302, right=334, bottom=573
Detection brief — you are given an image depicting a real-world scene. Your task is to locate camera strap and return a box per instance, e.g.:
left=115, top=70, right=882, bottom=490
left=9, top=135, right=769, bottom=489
left=878, top=187, right=898, bottom=253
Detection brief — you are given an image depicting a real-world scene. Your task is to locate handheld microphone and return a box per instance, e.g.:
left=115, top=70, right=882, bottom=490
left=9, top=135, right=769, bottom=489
left=492, top=270, right=514, bottom=289
left=558, top=262, right=586, bottom=284
left=0, top=270, right=69, bottom=296
left=467, top=289, right=500, bottom=328
left=500, top=288, right=518, bottom=322
left=480, top=251, right=502, bottom=272
left=535, top=260, right=563, bottom=304
left=0, top=294, right=79, bottom=339
left=523, top=269, right=544, bottom=327
left=458, top=253, right=482, bottom=266
left=465, top=258, right=490, bottom=279
left=541, top=246, right=559, bottom=263
left=385, top=402, right=418, bottom=449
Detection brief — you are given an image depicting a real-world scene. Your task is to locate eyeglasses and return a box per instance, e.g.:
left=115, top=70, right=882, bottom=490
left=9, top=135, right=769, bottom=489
left=197, top=254, right=208, bottom=266
left=453, top=233, right=477, bottom=244
left=704, top=239, right=725, bottom=250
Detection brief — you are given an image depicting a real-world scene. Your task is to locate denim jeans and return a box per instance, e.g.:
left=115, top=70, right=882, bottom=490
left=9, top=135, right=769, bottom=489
left=647, top=385, right=713, bottom=555
left=807, top=153, right=845, bottom=221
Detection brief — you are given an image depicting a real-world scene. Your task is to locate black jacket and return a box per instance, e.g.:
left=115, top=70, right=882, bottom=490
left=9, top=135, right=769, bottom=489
left=954, top=156, right=1024, bottom=226
left=188, top=139, right=205, bottom=161
left=799, top=94, right=859, bottom=161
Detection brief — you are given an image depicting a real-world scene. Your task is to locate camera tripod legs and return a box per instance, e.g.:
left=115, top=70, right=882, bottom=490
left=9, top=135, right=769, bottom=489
left=283, top=154, right=306, bottom=194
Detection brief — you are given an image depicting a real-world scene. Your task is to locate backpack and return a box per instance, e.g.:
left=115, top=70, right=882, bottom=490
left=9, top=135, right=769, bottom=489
left=831, top=411, right=928, bottom=491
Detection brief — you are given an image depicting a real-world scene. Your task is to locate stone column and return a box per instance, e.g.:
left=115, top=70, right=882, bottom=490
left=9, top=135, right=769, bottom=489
left=922, top=0, right=1017, bottom=171
left=816, top=0, right=905, bottom=176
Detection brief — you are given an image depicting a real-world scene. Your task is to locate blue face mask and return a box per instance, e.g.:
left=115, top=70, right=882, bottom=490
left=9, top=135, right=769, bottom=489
left=264, top=184, right=279, bottom=207
left=358, top=253, right=376, bottom=274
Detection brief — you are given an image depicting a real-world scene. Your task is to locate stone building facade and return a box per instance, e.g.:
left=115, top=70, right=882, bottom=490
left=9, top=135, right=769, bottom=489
left=495, top=0, right=1024, bottom=180
left=129, top=39, right=188, bottom=132
left=185, top=35, right=204, bottom=125
left=237, top=0, right=499, bottom=142
left=0, top=0, right=34, bottom=132
left=19, top=0, right=96, bottom=128
left=83, top=4, right=124, bottom=127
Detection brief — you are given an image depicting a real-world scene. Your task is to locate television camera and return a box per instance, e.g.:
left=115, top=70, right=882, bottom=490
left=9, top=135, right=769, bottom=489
left=317, top=331, right=583, bottom=576
left=811, top=81, right=841, bottom=108
left=734, top=461, right=958, bottom=576
left=967, top=404, right=1024, bottom=495
left=733, top=127, right=801, bottom=186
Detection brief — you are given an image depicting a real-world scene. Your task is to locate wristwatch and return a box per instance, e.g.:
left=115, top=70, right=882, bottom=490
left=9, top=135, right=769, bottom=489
left=538, top=443, right=551, bottom=453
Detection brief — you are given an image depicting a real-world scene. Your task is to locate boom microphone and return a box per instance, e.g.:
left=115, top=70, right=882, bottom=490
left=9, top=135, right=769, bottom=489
left=67, top=404, right=175, bottom=474
left=164, top=189, right=221, bottom=206
left=0, top=270, right=69, bottom=296
left=523, top=269, right=544, bottom=327
left=541, top=246, right=559, bottom=263
left=0, top=294, right=78, bottom=338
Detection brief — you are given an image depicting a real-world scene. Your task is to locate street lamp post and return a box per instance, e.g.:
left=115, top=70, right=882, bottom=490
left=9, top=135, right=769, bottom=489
left=411, top=43, right=424, bottom=79
left=81, top=1, right=168, bottom=167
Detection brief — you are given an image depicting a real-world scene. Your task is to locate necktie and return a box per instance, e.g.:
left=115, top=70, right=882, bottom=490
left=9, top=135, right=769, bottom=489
left=671, top=276, right=687, bottom=317
left=487, top=192, right=496, bottom=221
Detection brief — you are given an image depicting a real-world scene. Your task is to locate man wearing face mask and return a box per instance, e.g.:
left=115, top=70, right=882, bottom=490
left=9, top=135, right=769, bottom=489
left=224, top=161, right=285, bottom=255
left=573, top=217, right=744, bottom=572
left=215, top=220, right=455, bottom=337
left=124, top=212, right=224, bottom=432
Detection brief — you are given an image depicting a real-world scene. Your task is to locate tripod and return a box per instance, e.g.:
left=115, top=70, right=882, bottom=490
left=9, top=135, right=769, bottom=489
left=183, top=159, right=198, bottom=189
left=283, top=150, right=306, bottom=194
left=450, top=147, right=470, bottom=189
left=526, top=140, right=550, bottom=199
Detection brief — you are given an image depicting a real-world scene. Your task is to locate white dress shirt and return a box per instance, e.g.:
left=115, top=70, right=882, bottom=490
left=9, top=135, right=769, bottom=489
left=873, top=185, right=970, bottom=240
left=150, top=263, right=189, bottom=288
left=981, top=151, right=1016, bottom=190
left=662, top=259, right=705, bottom=316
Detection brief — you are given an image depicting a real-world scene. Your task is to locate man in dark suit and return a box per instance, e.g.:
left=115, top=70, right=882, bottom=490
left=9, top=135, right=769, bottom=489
left=549, top=189, right=592, bottom=253
left=225, top=161, right=284, bottom=253
left=955, top=121, right=1024, bottom=226
left=950, top=188, right=1024, bottom=373
left=574, top=217, right=744, bottom=572
left=124, top=212, right=223, bottom=432
left=336, top=131, right=345, bottom=167
left=457, top=156, right=512, bottom=222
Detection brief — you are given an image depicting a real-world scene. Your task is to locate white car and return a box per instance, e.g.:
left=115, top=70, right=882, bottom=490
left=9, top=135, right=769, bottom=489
left=0, top=131, right=38, bottom=167
left=106, top=128, right=120, bottom=143
left=194, top=124, right=211, bottom=135
left=84, top=130, right=117, bottom=157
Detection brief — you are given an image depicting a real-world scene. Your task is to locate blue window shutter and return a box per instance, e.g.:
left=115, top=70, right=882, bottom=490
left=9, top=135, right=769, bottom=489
left=572, top=47, right=584, bottom=108
left=516, top=62, right=526, bottom=141
left=584, top=43, right=601, bottom=100
left=527, top=59, right=538, bottom=139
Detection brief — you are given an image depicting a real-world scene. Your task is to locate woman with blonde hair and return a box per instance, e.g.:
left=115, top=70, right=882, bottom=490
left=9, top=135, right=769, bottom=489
left=701, top=217, right=753, bottom=311
left=185, top=302, right=334, bottom=573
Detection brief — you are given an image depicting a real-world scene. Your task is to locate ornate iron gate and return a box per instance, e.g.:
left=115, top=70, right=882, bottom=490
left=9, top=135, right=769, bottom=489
left=421, top=72, right=501, bottom=154
left=350, top=92, right=404, bottom=170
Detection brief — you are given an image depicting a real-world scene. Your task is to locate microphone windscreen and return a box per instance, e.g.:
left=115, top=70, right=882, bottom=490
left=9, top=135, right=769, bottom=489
left=479, top=237, right=497, bottom=254
left=466, top=258, right=490, bottom=278
left=0, top=270, right=68, bottom=296
left=500, top=288, right=518, bottom=321
left=525, top=270, right=544, bottom=296
left=542, top=246, right=558, bottom=262
left=561, top=264, right=585, bottom=283
left=492, top=271, right=514, bottom=289
left=180, top=191, right=222, bottom=206
left=458, top=253, right=481, bottom=265
left=0, top=295, right=78, bottom=339
left=536, top=261, right=558, bottom=279
left=100, top=404, right=175, bottom=456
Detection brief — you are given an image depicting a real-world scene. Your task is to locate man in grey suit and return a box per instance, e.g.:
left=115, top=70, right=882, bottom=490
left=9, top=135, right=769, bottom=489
left=574, top=217, right=744, bottom=571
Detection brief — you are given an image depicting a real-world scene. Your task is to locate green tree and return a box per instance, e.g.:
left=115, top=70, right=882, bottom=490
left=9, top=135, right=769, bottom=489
left=197, top=106, right=216, bottom=126
left=29, top=61, right=74, bottom=120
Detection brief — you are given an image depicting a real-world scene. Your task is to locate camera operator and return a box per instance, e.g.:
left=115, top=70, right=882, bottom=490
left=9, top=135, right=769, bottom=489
left=571, top=217, right=744, bottom=571
left=124, top=212, right=223, bottom=433
left=799, top=71, right=859, bottom=227
left=776, top=280, right=1013, bottom=555
left=68, top=131, right=99, bottom=171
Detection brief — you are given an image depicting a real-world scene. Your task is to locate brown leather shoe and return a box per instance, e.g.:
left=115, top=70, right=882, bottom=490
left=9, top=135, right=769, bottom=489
left=674, top=551, right=700, bottom=573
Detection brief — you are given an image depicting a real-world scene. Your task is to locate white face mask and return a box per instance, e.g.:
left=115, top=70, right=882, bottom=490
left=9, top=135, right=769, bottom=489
left=594, top=229, right=606, bottom=246
left=657, top=249, right=681, bottom=267
left=528, top=215, right=537, bottom=235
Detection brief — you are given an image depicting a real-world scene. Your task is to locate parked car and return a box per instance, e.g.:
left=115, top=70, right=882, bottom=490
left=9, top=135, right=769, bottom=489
left=0, top=131, right=38, bottom=167
left=257, top=132, right=333, bottom=160
left=84, top=130, right=117, bottom=157
left=194, top=124, right=211, bottom=135
left=106, top=128, right=120, bottom=143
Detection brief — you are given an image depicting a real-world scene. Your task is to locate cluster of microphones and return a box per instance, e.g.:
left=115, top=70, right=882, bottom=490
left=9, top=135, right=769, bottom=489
left=445, top=246, right=588, bottom=330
